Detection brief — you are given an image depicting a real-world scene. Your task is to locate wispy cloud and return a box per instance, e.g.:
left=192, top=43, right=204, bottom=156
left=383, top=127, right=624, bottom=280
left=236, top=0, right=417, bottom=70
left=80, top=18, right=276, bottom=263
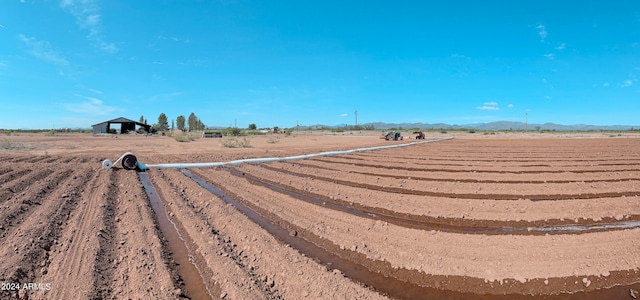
left=65, top=95, right=117, bottom=115
left=507, top=104, right=514, bottom=108
left=157, top=35, right=191, bottom=43
left=535, top=24, right=547, bottom=42
left=451, top=53, right=469, bottom=59
left=477, top=102, right=499, bottom=111
left=602, top=82, right=610, bottom=87
left=60, top=0, right=118, bottom=53
left=85, top=87, right=103, bottom=94
left=148, top=92, right=183, bottom=102
left=555, top=43, right=566, bottom=50
left=620, top=74, right=638, bottom=87
left=544, top=53, right=555, bottom=59
left=19, top=34, right=69, bottom=66
left=340, top=113, right=348, bottom=117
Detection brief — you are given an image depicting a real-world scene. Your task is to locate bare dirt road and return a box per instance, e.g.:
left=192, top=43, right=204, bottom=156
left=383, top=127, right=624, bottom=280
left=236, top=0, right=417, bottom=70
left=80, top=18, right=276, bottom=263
left=1, top=131, right=639, bottom=299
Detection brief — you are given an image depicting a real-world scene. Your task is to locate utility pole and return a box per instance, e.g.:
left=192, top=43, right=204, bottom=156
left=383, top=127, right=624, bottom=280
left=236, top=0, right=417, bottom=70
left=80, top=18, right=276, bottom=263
left=525, top=112, right=528, bottom=131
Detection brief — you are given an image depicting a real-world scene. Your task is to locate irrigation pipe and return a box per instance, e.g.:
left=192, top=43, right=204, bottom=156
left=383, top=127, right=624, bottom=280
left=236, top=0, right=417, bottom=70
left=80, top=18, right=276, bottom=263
left=102, top=137, right=454, bottom=171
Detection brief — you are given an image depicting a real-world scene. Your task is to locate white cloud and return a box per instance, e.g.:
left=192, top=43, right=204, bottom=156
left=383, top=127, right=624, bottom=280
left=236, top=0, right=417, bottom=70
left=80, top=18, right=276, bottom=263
left=148, top=92, right=183, bottom=102
left=60, top=0, right=118, bottom=53
left=603, top=82, right=610, bottom=87
left=157, top=35, right=191, bottom=43
left=451, top=53, right=469, bottom=59
left=340, top=113, right=348, bottom=117
left=535, top=24, right=547, bottom=41
left=555, top=43, right=566, bottom=50
left=477, top=102, right=499, bottom=111
left=65, top=95, right=117, bottom=115
left=544, top=53, right=555, bottom=59
left=507, top=104, right=514, bottom=108
left=19, top=34, right=69, bottom=66
left=620, top=74, right=638, bottom=87
left=0, top=24, right=5, bottom=29
left=86, top=87, right=103, bottom=94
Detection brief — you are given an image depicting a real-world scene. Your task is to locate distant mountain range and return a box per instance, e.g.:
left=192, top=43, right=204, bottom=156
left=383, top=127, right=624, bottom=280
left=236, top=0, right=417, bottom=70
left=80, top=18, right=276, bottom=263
left=307, top=121, right=640, bottom=131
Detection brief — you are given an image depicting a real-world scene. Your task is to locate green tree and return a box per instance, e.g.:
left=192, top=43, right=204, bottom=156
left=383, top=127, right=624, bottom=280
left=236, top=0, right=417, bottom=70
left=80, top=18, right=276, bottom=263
left=157, top=113, right=169, bottom=131
left=176, top=115, right=185, bottom=131
left=248, top=123, right=257, bottom=130
left=188, top=113, right=197, bottom=131
left=139, top=115, right=144, bottom=124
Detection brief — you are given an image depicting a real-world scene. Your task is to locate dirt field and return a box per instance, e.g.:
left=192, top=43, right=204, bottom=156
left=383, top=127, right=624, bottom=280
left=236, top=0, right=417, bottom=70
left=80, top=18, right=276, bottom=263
left=1, top=131, right=640, bottom=299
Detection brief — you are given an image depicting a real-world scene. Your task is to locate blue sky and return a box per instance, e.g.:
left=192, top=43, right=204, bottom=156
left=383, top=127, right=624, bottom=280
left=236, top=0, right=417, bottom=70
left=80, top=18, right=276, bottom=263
left=1, top=0, right=639, bottom=129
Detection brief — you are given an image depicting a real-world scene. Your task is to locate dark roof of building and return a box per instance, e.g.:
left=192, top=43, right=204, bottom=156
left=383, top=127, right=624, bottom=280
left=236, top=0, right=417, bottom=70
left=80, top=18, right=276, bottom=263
left=92, top=117, right=150, bottom=128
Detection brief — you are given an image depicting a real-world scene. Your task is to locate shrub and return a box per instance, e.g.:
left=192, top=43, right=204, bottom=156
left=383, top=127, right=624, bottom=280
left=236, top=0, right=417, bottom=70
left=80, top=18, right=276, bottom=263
left=267, top=137, right=280, bottom=144
left=173, top=133, right=200, bottom=142
left=220, top=137, right=252, bottom=148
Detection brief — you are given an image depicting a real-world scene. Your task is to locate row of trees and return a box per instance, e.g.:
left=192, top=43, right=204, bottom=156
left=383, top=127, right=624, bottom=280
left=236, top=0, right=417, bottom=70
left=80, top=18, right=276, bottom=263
left=139, top=112, right=205, bottom=133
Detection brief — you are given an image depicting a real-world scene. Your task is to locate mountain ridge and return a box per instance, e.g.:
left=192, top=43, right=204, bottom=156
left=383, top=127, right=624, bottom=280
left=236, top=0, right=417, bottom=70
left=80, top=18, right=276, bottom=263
left=315, top=121, right=639, bottom=131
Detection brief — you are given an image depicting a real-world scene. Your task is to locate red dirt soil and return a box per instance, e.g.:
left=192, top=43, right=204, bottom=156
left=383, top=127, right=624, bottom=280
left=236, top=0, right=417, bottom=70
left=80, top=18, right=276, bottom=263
left=1, top=131, right=639, bottom=299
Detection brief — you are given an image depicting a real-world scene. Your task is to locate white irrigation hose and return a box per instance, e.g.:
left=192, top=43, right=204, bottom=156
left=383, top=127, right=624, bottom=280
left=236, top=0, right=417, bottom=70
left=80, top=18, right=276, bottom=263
left=144, top=137, right=454, bottom=169
left=102, top=151, right=143, bottom=171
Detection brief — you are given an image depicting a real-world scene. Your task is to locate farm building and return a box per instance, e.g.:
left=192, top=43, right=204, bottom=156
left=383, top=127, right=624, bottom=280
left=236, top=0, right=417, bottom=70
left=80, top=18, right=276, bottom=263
left=92, top=117, right=151, bottom=134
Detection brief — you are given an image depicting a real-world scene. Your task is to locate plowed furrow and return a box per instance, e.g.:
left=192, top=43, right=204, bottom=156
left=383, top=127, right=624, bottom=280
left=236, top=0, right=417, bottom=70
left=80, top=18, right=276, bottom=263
left=88, top=170, right=118, bottom=300
left=350, top=170, right=640, bottom=184
left=0, top=166, right=13, bottom=175
left=278, top=160, right=640, bottom=184
left=186, top=168, right=640, bottom=297
left=0, top=169, right=73, bottom=238
left=0, top=168, right=51, bottom=205
left=336, top=153, right=640, bottom=167
left=151, top=169, right=269, bottom=299
left=225, top=166, right=640, bottom=235
left=310, top=157, right=640, bottom=174
left=237, top=164, right=640, bottom=223
left=0, top=166, right=91, bottom=299
left=353, top=152, right=640, bottom=163
left=109, top=170, right=178, bottom=299
left=36, top=169, right=106, bottom=300
left=258, top=164, right=640, bottom=200
left=0, top=168, right=32, bottom=185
